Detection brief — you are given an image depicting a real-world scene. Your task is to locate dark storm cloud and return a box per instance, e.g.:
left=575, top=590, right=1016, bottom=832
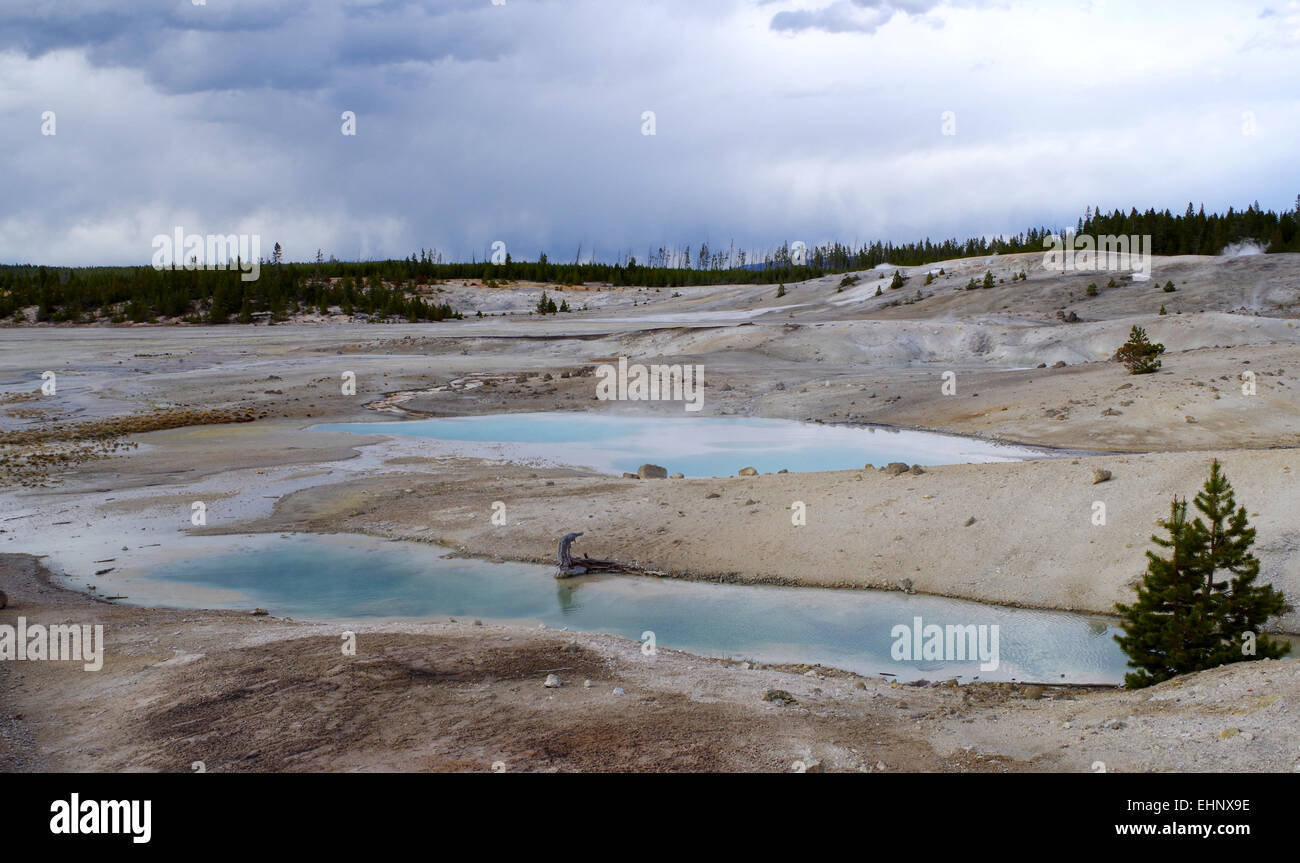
left=1, top=0, right=1298, bottom=267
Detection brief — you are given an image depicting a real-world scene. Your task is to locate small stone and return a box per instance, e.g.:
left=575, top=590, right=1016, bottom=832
left=964, top=516, right=976, bottom=527
left=583, top=679, right=594, bottom=689
left=544, top=674, right=562, bottom=688
left=473, top=619, right=482, bottom=626
left=1092, top=469, right=1112, bottom=484
left=1185, top=415, right=1197, bottom=423
left=250, top=608, right=269, bottom=616
left=705, top=492, right=721, bottom=499
left=763, top=689, right=797, bottom=705
left=801, top=759, right=824, bottom=773
left=875, top=760, right=887, bottom=772
left=909, top=464, right=925, bottom=475
left=1218, top=727, right=1240, bottom=740
left=669, top=472, right=684, bottom=479
left=1022, top=685, right=1044, bottom=700
left=612, top=687, right=625, bottom=695
left=884, top=462, right=910, bottom=476
left=637, top=463, right=668, bottom=479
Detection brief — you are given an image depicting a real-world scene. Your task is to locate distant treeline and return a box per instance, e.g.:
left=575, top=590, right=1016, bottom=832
left=3, top=199, right=1298, bottom=324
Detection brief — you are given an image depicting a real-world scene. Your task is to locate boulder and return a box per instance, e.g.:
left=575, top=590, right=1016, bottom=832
left=762, top=689, right=797, bottom=705
left=884, top=462, right=910, bottom=476
left=1092, top=469, right=1112, bottom=484
left=637, top=463, right=668, bottom=479
left=544, top=674, right=562, bottom=688
left=669, top=472, right=684, bottom=479
left=738, top=466, right=758, bottom=476
left=621, top=472, right=639, bottom=479
left=909, top=464, right=925, bottom=475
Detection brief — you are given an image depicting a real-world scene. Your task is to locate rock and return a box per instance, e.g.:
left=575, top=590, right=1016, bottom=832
left=1185, top=415, right=1197, bottom=423
left=964, top=516, right=976, bottom=527
left=900, top=578, right=915, bottom=594
left=763, top=689, right=797, bottom=705
left=544, top=674, right=562, bottom=688
left=473, top=619, right=482, bottom=626
left=250, top=608, right=269, bottom=616
left=612, top=687, right=625, bottom=695
left=705, top=492, right=721, bottom=499
left=738, top=466, right=758, bottom=476
left=1092, top=468, right=1112, bottom=484
left=621, top=472, right=639, bottom=479
left=777, top=469, right=789, bottom=474
left=669, top=472, right=684, bottom=479
left=1036, top=363, right=1047, bottom=368
left=884, top=462, right=910, bottom=476
left=1022, top=685, right=1044, bottom=700
left=1101, top=408, right=1122, bottom=416
left=583, top=679, right=595, bottom=689
left=1218, top=727, right=1240, bottom=740
left=875, top=760, right=887, bottom=772
left=1052, top=360, right=1068, bottom=368
left=721, top=384, right=733, bottom=391
left=637, top=463, right=668, bottom=479
left=909, top=464, right=925, bottom=475
left=800, top=759, right=824, bottom=773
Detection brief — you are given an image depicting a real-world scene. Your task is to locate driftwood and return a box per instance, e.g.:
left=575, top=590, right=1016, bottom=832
left=555, top=532, right=639, bottom=578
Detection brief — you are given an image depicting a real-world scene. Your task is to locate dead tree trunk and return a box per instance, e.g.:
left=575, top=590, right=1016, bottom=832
left=555, top=532, right=633, bottom=578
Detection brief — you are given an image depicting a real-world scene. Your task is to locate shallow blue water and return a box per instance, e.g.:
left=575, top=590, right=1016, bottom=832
left=311, top=412, right=1047, bottom=476
left=137, top=534, right=1128, bottom=684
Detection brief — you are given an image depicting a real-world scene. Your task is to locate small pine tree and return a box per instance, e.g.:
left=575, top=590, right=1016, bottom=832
left=1115, top=462, right=1290, bottom=688
left=874, top=286, right=882, bottom=297
left=1086, top=283, right=1099, bottom=297
left=924, top=272, right=934, bottom=286
left=1159, top=305, right=1167, bottom=315
left=1114, top=325, right=1164, bottom=374
left=777, top=284, right=786, bottom=298
left=890, top=270, right=904, bottom=290
left=982, top=271, right=994, bottom=289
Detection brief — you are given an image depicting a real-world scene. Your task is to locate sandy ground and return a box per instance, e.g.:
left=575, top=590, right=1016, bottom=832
left=3, top=250, right=1299, bottom=772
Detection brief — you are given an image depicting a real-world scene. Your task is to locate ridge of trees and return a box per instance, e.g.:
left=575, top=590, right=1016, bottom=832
left=4, top=199, right=1298, bottom=324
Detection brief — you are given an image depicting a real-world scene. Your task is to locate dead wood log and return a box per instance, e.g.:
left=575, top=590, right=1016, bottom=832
left=555, top=532, right=633, bottom=578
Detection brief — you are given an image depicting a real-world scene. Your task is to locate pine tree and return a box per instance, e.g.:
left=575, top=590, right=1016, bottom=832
left=890, top=270, right=904, bottom=290
left=982, top=270, right=994, bottom=289
left=1114, top=325, right=1164, bottom=374
left=1115, top=498, right=1219, bottom=688
left=1115, top=462, right=1290, bottom=688
left=1194, top=460, right=1291, bottom=666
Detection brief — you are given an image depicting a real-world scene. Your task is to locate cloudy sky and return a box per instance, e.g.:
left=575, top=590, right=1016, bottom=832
left=2, top=0, right=1298, bottom=266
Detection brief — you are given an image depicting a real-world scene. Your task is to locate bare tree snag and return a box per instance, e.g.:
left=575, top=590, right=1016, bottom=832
left=555, top=532, right=655, bottom=578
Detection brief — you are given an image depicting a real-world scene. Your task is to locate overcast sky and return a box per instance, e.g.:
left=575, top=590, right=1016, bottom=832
left=2, top=0, right=1298, bottom=266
